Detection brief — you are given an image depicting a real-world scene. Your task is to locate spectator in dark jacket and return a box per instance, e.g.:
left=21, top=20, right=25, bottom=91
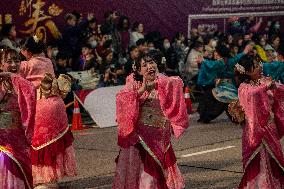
left=60, top=13, right=93, bottom=71
left=124, top=45, right=139, bottom=77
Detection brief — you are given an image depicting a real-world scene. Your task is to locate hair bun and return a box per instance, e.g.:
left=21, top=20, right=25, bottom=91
left=40, top=73, right=71, bottom=99
left=40, top=73, right=54, bottom=98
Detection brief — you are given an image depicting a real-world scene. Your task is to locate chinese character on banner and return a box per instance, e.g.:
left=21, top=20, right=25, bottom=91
left=19, top=0, right=63, bottom=42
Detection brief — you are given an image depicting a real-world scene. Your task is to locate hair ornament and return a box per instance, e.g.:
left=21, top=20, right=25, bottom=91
left=33, top=35, right=40, bottom=43
left=161, top=57, right=166, bottom=64
left=235, top=63, right=246, bottom=74
left=132, top=62, right=137, bottom=71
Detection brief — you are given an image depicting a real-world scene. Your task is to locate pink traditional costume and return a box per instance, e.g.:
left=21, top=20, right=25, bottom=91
left=113, top=74, right=189, bottom=189
left=238, top=81, right=284, bottom=188
left=19, top=56, right=77, bottom=186
left=0, top=74, right=36, bottom=189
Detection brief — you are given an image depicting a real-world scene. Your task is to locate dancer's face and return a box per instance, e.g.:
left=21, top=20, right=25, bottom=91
left=139, top=58, right=158, bottom=82
left=0, top=52, right=20, bottom=73
left=247, top=61, right=262, bottom=81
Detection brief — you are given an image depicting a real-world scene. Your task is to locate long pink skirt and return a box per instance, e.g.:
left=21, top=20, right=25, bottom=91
left=239, top=147, right=284, bottom=189
left=32, top=129, right=77, bottom=186
left=113, top=144, right=185, bottom=189
left=0, top=152, right=29, bottom=189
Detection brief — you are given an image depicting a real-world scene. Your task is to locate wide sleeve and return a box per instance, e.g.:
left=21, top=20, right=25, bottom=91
left=11, top=74, right=36, bottom=144
left=273, top=83, right=284, bottom=138
left=238, top=83, right=270, bottom=154
left=158, top=76, right=189, bottom=139
left=116, top=82, right=140, bottom=147
left=125, top=73, right=134, bottom=84
left=19, top=61, right=29, bottom=79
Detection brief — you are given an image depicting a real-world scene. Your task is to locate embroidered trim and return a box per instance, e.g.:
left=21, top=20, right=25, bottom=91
left=139, top=90, right=168, bottom=128
left=31, top=126, right=69, bottom=150
left=245, top=144, right=263, bottom=170
left=244, top=140, right=284, bottom=172
left=0, top=146, right=32, bottom=189
left=138, top=136, right=166, bottom=176
left=165, top=143, right=171, bottom=152
left=262, top=140, right=284, bottom=171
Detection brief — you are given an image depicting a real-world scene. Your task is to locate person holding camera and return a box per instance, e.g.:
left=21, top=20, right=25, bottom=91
left=97, top=49, right=124, bottom=87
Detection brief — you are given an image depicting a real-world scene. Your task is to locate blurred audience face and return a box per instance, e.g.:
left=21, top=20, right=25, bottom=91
left=88, top=35, right=98, bottom=48
left=57, top=58, right=68, bottom=67
left=138, top=24, right=144, bottom=33
left=231, top=46, right=239, bottom=56
left=272, top=37, right=280, bottom=48
left=148, top=42, right=155, bottom=50
left=138, top=42, right=148, bottom=53
left=238, top=38, right=243, bottom=47
left=67, top=16, right=77, bottom=27
left=82, top=47, right=92, bottom=56
left=259, top=37, right=266, bottom=47
left=130, top=47, right=139, bottom=59
left=163, top=39, right=171, bottom=50
left=213, top=51, right=221, bottom=60
left=123, top=19, right=129, bottom=30
left=90, top=22, right=97, bottom=30
left=112, top=11, right=119, bottom=20
left=190, top=28, right=198, bottom=38
left=266, top=49, right=277, bottom=62
left=99, top=35, right=110, bottom=45
left=106, top=52, right=113, bottom=62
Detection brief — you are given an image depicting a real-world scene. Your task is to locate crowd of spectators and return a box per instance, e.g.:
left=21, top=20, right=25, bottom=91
left=0, top=11, right=283, bottom=90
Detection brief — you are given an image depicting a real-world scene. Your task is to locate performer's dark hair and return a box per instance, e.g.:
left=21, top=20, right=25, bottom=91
left=136, top=38, right=146, bottom=46
left=128, top=45, right=137, bottom=53
left=234, top=55, right=256, bottom=86
left=22, top=36, right=45, bottom=54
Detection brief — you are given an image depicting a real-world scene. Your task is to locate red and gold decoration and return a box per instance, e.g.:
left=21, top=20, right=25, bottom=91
left=19, top=0, right=63, bottom=42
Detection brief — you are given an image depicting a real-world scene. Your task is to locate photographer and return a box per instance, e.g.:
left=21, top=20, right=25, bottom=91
left=98, top=50, right=124, bottom=87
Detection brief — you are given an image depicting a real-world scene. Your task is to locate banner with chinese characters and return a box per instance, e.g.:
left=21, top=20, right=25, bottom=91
left=0, top=0, right=284, bottom=42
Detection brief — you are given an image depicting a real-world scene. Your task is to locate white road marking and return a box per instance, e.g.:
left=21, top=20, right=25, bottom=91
left=181, top=146, right=236, bottom=158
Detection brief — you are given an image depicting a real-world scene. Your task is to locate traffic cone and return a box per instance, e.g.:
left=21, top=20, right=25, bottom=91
left=72, top=99, right=83, bottom=131
left=184, top=86, right=193, bottom=114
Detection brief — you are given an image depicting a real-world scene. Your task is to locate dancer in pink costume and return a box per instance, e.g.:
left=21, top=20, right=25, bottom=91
left=0, top=48, right=36, bottom=189
left=20, top=36, right=77, bottom=188
left=113, top=52, right=189, bottom=189
left=233, top=55, right=284, bottom=189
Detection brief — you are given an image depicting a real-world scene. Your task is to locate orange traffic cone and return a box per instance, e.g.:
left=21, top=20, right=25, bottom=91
left=72, top=99, right=83, bottom=131
left=184, top=86, right=193, bottom=114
